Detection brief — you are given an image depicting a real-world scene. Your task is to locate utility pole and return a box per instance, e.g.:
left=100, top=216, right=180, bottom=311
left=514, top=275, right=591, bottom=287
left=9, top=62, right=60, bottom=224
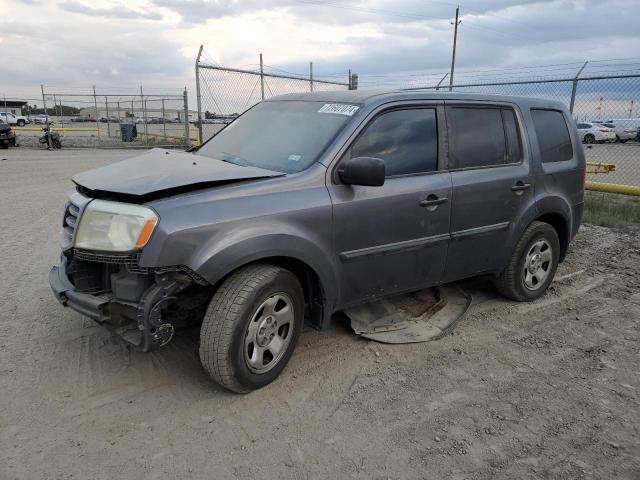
left=449, top=5, right=461, bottom=92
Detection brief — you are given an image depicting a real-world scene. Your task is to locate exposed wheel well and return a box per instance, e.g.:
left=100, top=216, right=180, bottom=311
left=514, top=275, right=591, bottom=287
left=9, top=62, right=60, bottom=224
left=225, top=256, right=326, bottom=329
left=535, top=213, right=570, bottom=261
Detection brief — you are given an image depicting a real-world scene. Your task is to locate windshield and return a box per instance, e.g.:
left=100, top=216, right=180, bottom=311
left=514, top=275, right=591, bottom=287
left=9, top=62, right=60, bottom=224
left=197, top=100, right=358, bottom=173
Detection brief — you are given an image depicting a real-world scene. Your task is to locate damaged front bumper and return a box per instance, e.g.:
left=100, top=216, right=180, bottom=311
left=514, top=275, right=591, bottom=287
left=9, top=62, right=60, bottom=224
left=49, top=254, right=198, bottom=351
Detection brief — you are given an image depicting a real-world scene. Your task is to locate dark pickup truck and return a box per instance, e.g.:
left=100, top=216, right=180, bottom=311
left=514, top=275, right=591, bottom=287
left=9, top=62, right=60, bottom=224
left=0, top=120, right=16, bottom=149
left=49, top=90, right=585, bottom=392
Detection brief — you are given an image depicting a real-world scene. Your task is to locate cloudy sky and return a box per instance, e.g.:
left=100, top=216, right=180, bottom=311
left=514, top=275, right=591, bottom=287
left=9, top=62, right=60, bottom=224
left=2, top=0, right=640, bottom=104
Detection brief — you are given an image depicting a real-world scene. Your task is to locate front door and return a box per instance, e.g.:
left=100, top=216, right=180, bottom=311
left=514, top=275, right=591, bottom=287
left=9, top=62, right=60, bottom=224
left=442, top=103, right=534, bottom=282
left=327, top=105, right=452, bottom=308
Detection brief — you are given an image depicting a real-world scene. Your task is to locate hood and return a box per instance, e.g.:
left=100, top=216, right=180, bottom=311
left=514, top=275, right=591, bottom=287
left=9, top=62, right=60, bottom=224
left=73, top=148, right=284, bottom=199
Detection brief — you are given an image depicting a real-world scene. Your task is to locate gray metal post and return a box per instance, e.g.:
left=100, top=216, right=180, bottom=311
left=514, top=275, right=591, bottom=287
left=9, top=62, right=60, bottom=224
left=569, top=61, right=588, bottom=114
left=260, top=53, right=265, bottom=100
left=59, top=95, right=65, bottom=128
left=348, top=69, right=352, bottom=90
left=140, top=86, right=148, bottom=145
left=54, top=95, right=58, bottom=126
left=105, top=96, right=111, bottom=137
left=41, top=84, right=51, bottom=148
left=3, top=95, right=7, bottom=118
left=435, top=72, right=449, bottom=91
left=161, top=98, right=166, bottom=142
left=183, top=88, right=190, bottom=146
left=310, top=62, right=314, bottom=92
left=449, top=6, right=461, bottom=91
left=350, top=73, right=358, bottom=90
left=195, top=45, right=204, bottom=145
left=92, top=85, right=100, bottom=140
left=117, top=101, right=121, bottom=122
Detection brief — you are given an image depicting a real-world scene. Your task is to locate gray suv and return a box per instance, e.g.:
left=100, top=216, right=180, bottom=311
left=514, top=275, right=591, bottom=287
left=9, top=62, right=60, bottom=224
left=49, top=91, right=585, bottom=392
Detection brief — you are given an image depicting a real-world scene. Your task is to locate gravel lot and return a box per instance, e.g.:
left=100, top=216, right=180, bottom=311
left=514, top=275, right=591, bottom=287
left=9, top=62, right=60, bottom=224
left=1, top=149, right=639, bottom=479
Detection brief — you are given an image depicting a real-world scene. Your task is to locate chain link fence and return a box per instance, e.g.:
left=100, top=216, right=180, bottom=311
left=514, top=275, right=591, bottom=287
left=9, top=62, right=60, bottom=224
left=6, top=87, right=194, bottom=148
left=195, top=48, right=354, bottom=143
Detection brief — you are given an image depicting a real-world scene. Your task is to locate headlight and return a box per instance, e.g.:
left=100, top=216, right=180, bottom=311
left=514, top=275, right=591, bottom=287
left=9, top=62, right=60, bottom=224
left=75, top=200, right=158, bottom=252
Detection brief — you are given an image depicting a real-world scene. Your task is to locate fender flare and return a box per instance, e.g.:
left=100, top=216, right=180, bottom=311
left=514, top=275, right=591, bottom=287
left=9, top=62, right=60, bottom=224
left=502, top=195, right=572, bottom=268
left=191, top=233, right=339, bottom=310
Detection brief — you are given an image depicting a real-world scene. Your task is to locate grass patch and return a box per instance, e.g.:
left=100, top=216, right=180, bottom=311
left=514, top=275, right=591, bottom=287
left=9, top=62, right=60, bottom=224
left=583, top=190, right=640, bottom=230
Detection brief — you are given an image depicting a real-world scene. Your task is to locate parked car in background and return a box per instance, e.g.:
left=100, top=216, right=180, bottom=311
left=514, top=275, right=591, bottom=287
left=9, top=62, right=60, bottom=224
left=576, top=122, right=616, bottom=143
left=99, top=116, right=121, bottom=123
left=71, top=116, right=95, bottom=123
left=604, top=119, right=640, bottom=142
left=0, top=119, right=17, bottom=149
left=49, top=91, right=585, bottom=393
left=0, top=112, right=30, bottom=127
left=30, top=114, right=52, bottom=125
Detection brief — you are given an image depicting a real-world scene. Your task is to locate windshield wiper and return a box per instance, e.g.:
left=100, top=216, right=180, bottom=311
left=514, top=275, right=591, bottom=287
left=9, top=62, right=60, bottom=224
left=217, top=151, right=248, bottom=166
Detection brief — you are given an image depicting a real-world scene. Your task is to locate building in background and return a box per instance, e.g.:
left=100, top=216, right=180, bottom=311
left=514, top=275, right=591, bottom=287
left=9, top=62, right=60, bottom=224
left=2, top=100, right=28, bottom=115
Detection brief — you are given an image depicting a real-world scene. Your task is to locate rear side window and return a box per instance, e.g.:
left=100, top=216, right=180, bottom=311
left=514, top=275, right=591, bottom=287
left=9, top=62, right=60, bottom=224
left=531, top=109, right=574, bottom=163
left=348, top=108, right=438, bottom=177
left=447, top=106, right=521, bottom=169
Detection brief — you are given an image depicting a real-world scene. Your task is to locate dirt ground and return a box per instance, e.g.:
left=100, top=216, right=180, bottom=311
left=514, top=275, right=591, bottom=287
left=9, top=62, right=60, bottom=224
left=0, top=149, right=639, bottom=480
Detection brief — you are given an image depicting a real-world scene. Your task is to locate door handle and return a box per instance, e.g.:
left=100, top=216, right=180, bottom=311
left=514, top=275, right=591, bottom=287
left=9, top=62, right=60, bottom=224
left=420, top=196, right=448, bottom=207
left=511, top=182, right=531, bottom=192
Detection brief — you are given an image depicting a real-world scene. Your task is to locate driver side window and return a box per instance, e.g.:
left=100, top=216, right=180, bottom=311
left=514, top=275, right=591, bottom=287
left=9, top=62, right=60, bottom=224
left=345, top=108, right=439, bottom=177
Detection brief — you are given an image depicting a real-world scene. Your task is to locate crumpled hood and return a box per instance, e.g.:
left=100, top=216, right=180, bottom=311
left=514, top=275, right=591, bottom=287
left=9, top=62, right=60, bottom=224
left=72, top=148, right=284, bottom=198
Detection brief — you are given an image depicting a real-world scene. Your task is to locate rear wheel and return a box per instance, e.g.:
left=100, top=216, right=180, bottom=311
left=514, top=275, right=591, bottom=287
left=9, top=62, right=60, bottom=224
left=199, top=264, right=304, bottom=393
left=583, top=134, right=595, bottom=144
left=17, top=120, right=25, bottom=127
left=495, top=221, right=560, bottom=302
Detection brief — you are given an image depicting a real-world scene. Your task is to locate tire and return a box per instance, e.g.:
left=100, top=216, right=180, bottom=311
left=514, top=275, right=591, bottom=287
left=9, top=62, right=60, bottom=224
left=495, top=221, right=560, bottom=302
left=17, top=120, right=25, bottom=127
left=199, top=264, right=304, bottom=393
left=615, top=135, right=621, bottom=143
left=583, top=134, right=595, bottom=144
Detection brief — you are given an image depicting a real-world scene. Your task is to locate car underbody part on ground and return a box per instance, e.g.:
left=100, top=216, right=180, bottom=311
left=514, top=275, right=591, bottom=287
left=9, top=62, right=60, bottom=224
left=345, top=285, right=472, bottom=344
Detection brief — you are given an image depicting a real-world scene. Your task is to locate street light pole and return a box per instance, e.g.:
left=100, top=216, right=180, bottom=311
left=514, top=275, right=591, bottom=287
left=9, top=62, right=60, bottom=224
left=449, top=5, right=461, bottom=92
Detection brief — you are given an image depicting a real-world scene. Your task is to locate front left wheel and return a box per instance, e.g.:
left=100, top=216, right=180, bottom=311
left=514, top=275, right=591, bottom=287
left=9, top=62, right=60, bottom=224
left=199, top=264, right=304, bottom=393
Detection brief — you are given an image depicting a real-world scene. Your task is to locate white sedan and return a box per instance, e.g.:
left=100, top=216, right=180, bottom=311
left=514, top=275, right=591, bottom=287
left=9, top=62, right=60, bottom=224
left=576, top=122, right=616, bottom=143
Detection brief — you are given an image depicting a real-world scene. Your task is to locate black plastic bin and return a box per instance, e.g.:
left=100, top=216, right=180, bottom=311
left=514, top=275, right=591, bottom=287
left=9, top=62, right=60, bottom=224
left=120, top=124, right=137, bottom=142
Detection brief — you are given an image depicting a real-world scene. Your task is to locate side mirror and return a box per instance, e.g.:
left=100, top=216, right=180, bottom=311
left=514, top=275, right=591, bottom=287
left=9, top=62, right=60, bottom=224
left=338, top=157, right=386, bottom=187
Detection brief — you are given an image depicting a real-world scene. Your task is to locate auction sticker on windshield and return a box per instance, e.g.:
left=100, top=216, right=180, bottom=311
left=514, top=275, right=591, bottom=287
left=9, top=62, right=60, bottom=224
left=318, top=104, right=359, bottom=116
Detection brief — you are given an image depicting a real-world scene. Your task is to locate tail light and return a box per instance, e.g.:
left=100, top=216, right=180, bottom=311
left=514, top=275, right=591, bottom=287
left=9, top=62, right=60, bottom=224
left=598, top=128, right=609, bottom=132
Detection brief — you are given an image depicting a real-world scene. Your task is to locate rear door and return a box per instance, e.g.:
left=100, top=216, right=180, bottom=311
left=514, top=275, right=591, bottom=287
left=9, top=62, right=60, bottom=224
left=442, top=103, right=533, bottom=282
left=327, top=103, right=452, bottom=307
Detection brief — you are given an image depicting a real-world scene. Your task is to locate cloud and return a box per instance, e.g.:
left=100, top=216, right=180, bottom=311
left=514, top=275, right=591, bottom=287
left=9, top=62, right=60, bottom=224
left=0, top=0, right=638, bottom=117
left=59, top=0, right=163, bottom=20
